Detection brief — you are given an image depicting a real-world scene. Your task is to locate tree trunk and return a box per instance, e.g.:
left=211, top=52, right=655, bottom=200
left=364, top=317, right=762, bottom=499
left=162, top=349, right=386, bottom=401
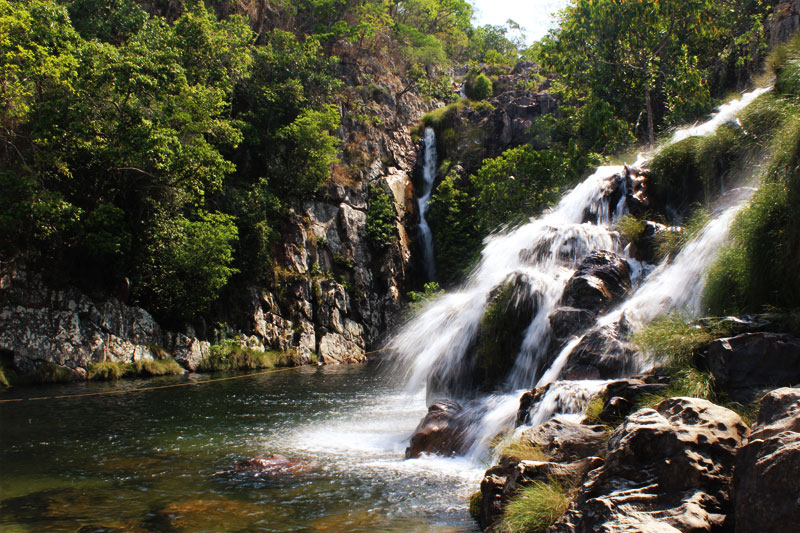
left=645, top=83, right=655, bottom=146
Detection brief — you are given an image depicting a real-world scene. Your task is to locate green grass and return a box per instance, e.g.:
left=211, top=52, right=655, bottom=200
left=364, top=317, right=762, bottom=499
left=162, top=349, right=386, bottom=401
left=0, top=366, right=9, bottom=388
left=498, top=480, right=570, bottom=533
left=87, top=358, right=184, bottom=381
left=654, top=207, right=710, bottom=261
left=614, top=214, right=646, bottom=245
left=497, top=438, right=549, bottom=463
left=198, top=340, right=300, bottom=372
left=582, top=394, right=605, bottom=425
left=469, top=491, right=482, bottom=520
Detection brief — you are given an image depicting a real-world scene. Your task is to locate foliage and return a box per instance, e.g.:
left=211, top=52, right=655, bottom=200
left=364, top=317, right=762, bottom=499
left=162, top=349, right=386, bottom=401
left=654, top=208, right=710, bottom=262
left=135, top=212, right=238, bottom=321
left=198, top=340, right=298, bottom=372
left=498, top=480, right=570, bottom=533
left=614, top=215, right=646, bottom=245
left=705, top=37, right=800, bottom=315
left=407, top=282, right=444, bottom=314
left=469, top=491, right=482, bottom=520
left=540, top=0, right=771, bottom=144
left=366, top=186, right=397, bottom=249
left=0, top=366, right=9, bottom=388
left=464, top=69, right=493, bottom=100
left=496, top=438, right=548, bottom=463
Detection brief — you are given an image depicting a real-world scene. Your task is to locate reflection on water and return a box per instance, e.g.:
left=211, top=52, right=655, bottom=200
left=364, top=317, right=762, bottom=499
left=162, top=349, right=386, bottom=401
left=0, top=363, right=481, bottom=532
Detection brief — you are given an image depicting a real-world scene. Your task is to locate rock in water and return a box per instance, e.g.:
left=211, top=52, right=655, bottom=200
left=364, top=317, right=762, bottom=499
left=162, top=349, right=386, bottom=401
left=405, top=399, right=466, bottom=458
left=704, top=332, right=800, bottom=402
left=732, top=387, right=800, bottom=532
left=234, top=454, right=317, bottom=476
left=551, top=397, right=749, bottom=532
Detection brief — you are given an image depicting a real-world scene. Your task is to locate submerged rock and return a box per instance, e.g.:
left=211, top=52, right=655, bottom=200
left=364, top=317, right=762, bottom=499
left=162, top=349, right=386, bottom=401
left=551, top=397, right=749, bottom=532
left=405, top=399, right=467, bottom=458
left=732, top=387, right=800, bottom=532
left=234, top=454, right=317, bottom=476
left=704, top=332, right=800, bottom=402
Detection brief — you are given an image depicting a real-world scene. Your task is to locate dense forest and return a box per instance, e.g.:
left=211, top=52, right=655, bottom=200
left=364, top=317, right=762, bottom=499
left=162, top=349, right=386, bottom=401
left=0, top=0, right=776, bottom=328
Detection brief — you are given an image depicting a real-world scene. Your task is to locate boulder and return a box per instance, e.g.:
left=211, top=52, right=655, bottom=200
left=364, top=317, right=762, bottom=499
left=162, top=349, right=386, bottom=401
left=557, top=251, right=631, bottom=316
left=732, top=387, right=800, bottom=532
left=704, top=332, right=800, bottom=402
left=593, top=377, right=670, bottom=424
left=405, top=399, right=467, bottom=458
left=561, top=321, right=637, bottom=380
left=551, top=397, right=749, bottom=532
left=521, top=418, right=608, bottom=462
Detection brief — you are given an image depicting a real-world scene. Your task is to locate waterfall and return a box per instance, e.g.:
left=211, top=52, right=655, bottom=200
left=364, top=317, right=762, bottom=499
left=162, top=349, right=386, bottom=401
left=418, top=127, right=438, bottom=281
left=392, top=87, right=770, bottom=458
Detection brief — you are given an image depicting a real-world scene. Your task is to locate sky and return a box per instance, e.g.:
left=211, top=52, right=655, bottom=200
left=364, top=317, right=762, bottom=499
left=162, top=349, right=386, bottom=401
left=469, top=0, right=569, bottom=44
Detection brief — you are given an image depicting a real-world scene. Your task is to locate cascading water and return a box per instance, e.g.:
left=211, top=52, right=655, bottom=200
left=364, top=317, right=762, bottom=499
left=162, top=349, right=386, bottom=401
left=391, top=86, right=771, bottom=460
left=418, top=127, right=438, bottom=281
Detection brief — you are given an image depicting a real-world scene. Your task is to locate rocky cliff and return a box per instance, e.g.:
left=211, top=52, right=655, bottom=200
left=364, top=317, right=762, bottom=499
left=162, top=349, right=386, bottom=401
left=0, top=49, right=438, bottom=377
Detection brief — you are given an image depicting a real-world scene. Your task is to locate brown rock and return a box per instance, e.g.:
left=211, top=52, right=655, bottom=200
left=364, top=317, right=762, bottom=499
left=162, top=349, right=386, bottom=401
left=551, top=397, right=749, bottom=532
left=405, top=399, right=466, bottom=458
left=233, top=454, right=317, bottom=476
left=732, top=387, right=800, bottom=532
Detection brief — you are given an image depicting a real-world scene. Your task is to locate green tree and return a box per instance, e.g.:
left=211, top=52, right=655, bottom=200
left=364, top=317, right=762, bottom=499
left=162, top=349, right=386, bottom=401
left=135, top=211, right=239, bottom=321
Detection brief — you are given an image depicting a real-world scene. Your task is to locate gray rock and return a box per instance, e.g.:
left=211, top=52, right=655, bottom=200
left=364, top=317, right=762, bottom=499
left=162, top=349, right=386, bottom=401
left=405, top=399, right=467, bottom=458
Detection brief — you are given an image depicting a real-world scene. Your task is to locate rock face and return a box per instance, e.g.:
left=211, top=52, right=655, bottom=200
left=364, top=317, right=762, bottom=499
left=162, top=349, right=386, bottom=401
left=0, top=268, right=210, bottom=375
left=405, top=399, right=467, bottom=458
left=704, top=332, right=800, bottom=402
left=551, top=398, right=749, bottom=532
left=769, top=1, right=800, bottom=47
left=732, top=387, right=800, bottom=532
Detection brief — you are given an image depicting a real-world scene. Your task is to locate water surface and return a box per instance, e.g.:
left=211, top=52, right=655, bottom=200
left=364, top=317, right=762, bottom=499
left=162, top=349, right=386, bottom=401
left=0, top=363, right=482, bottom=532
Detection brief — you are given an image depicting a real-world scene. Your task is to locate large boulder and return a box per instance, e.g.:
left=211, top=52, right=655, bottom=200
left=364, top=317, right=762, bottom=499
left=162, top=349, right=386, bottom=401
left=732, top=387, right=800, bottom=532
left=551, top=397, right=749, bottom=532
left=704, top=332, right=800, bottom=402
left=405, top=399, right=467, bottom=458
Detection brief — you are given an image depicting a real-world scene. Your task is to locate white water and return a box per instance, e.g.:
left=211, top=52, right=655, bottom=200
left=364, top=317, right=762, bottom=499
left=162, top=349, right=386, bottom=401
left=418, top=127, right=438, bottom=281
left=390, top=87, right=768, bottom=460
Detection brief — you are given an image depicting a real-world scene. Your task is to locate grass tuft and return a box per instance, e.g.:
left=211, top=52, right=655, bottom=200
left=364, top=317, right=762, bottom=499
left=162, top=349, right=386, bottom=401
left=87, top=358, right=184, bottom=380
left=469, top=490, right=482, bottom=520
left=0, top=366, right=9, bottom=388
left=497, top=438, right=549, bottom=463
left=614, top=214, right=646, bottom=245
left=498, top=480, right=569, bottom=533
left=198, top=340, right=298, bottom=372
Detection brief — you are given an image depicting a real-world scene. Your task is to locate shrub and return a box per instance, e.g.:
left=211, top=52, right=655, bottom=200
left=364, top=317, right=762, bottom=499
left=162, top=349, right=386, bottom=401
left=498, top=480, right=569, bottom=533
left=366, top=186, right=397, bottom=249
left=198, top=340, right=297, bottom=372
left=407, top=282, right=444, bottom=314
left=465, top=71, right=493, bottom=101
left=88, top=361, right=125, bottom=381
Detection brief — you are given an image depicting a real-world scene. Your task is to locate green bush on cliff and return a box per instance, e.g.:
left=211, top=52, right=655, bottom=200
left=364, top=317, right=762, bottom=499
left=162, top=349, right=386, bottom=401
left=498, top=480, right=569, bottom=533
left=366, top=186, right=397, bottom=250
left=465, top=70, right=493, bottom=101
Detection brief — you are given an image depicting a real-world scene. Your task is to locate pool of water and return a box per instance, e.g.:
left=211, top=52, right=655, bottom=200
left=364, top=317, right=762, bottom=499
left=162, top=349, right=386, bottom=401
left=0, top=363, right=483, bottom=532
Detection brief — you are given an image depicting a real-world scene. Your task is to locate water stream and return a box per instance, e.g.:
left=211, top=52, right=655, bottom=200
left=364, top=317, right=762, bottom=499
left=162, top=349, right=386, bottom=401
left=418, top=127, right=438, bottom=282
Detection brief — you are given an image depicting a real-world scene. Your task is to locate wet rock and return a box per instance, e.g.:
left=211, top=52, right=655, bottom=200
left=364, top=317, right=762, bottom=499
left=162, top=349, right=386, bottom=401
left=234, top=454, right=317, bottom=476
left=405, top=399, right=467, bottom=458
left=562, top=321, right=636, bottom=380
left=551, top=397, right=749, bottom=532
left=521, top=418, right=608, bottom=462
left=704, top=332, right=800, bottom=402
left=151, top=499, right=265, bottom=532
left=558, top=251, right=632, bottom=314
left=732, top=387, right=800, bottom=532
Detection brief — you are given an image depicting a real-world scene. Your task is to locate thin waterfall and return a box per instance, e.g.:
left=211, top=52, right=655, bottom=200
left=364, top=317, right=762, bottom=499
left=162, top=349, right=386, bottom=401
left=418, top=127, right=438, bottom=281
left=392, top=87, right=771, bottom=458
